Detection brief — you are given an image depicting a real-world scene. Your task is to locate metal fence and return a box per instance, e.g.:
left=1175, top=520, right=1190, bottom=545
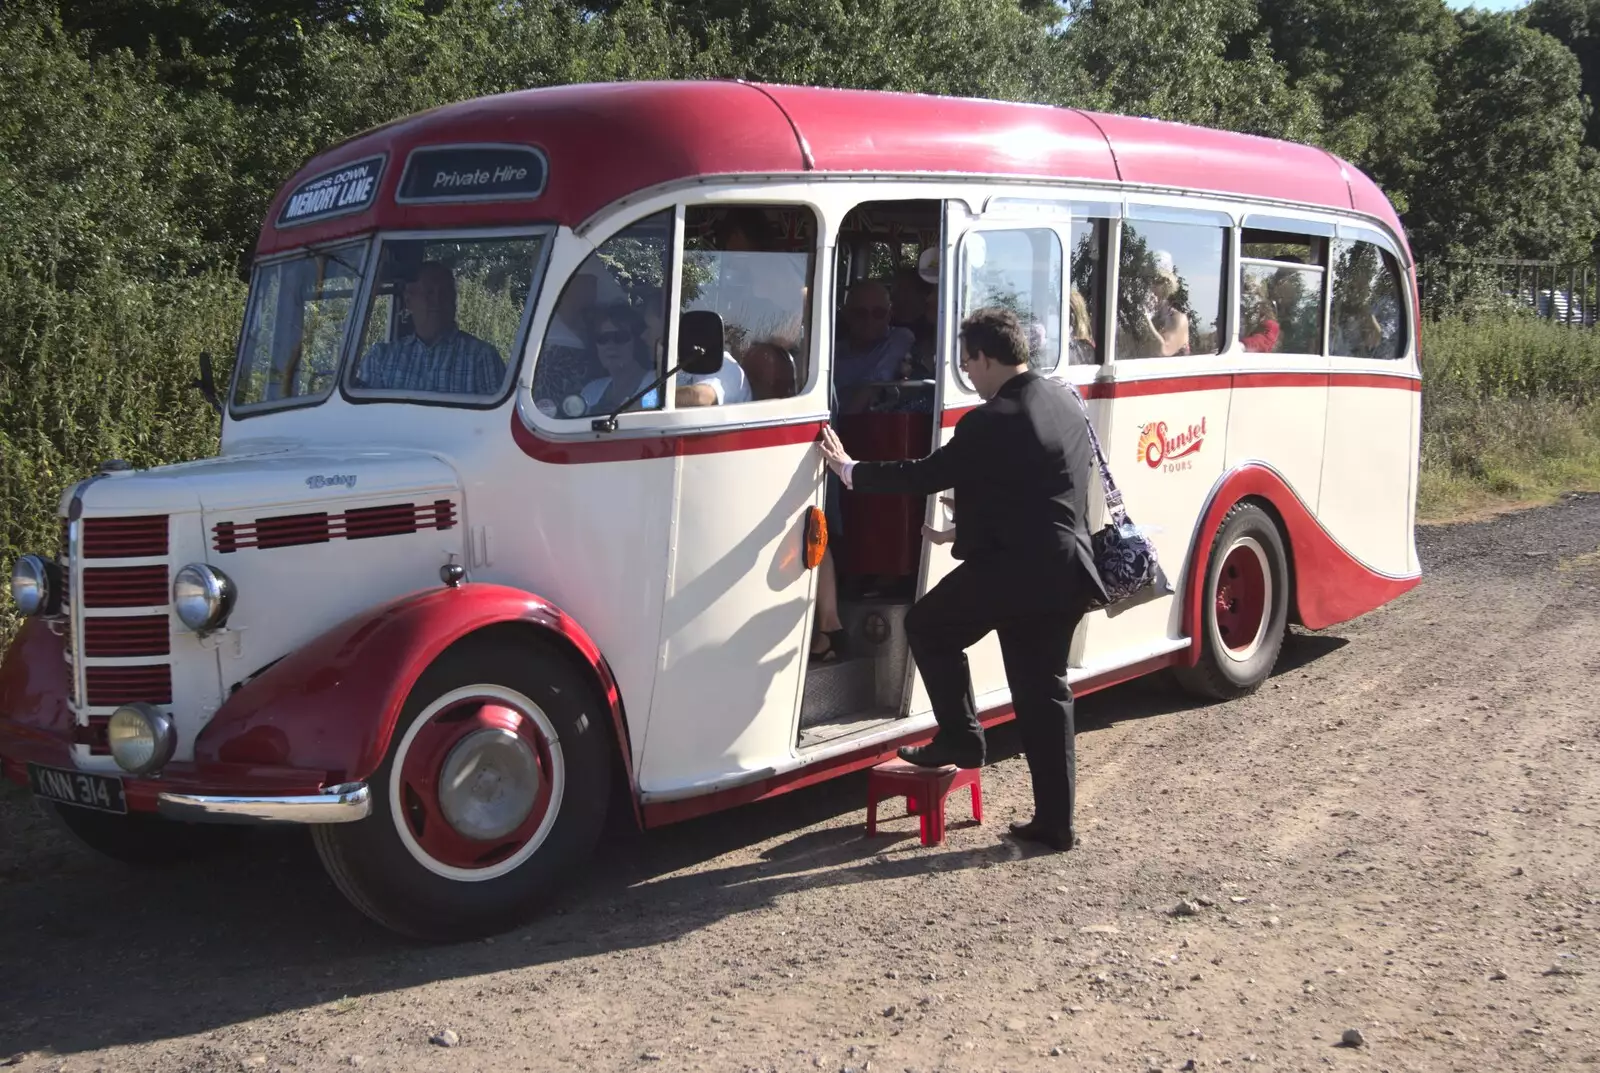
left=1418, top=257, right=1598, bottom=325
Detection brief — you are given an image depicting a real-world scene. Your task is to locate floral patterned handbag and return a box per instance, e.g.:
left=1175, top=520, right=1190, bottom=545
left=1066, top=384, right=1172, bottom=612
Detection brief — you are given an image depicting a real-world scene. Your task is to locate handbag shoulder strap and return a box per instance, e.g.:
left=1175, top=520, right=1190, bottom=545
left=1066, top=383, right=1129, bottom=525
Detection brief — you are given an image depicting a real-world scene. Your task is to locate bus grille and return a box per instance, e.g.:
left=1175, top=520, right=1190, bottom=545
left=213, top=499, right=457, bottom=552
left=66, top=513, right=174, bottom=756
left=82, top=515, right=169, bottom=559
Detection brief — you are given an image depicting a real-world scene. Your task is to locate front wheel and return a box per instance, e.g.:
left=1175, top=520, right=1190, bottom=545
left=311, top=633, right=612, bottom=940
left=1173, top=501, right=1290, bottom=701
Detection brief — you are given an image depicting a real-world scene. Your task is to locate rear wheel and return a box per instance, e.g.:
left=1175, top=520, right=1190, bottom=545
left=1173, top=502, right=1290, bottom=701
left=42, top=802, right=235, bottom=866
left=311, top=633, right=612, bottom=940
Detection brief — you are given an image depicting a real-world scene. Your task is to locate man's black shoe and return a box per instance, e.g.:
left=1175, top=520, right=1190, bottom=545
left=897, top=741, right=983, bottom=769
left=1007, top=819, right=1076, bottom=851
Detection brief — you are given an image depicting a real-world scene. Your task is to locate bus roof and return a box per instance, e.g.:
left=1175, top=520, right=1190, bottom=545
left=255, top=80, right=1407, bottom=259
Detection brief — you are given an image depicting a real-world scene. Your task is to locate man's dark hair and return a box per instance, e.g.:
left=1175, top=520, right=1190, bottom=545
left=959, top=306, right=1031, bottom=366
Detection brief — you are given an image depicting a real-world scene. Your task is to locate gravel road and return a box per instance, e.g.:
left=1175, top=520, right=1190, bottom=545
left=2, top=493, right=1597, bottom=1073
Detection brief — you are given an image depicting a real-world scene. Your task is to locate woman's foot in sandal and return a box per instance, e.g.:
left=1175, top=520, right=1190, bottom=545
left=810, top=628, right=849, bottom=664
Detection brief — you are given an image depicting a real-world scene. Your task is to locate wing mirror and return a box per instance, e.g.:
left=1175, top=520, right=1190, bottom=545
left=191, top=352, right=222, bottom=416
left=677, top=310, right=724, bottom=376
left=590, top=310, right=726, bottom=432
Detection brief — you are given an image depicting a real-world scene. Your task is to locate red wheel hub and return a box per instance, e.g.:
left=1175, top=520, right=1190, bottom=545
left=396, top=700, right=555, bottom=871
left=1215, top=543, right=1268, bottom=655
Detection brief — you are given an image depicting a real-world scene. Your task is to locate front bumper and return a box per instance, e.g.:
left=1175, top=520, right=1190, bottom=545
left=2, top=619, right=372, bottom=825
left=156, top=782, right=371, bottom=824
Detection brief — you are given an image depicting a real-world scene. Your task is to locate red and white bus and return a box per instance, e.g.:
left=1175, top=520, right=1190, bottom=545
left=2, top=81, right=1421, bottom=938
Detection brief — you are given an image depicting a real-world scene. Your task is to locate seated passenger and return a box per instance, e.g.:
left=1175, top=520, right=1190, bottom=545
left=576, top=287, right=748, bottom=412
left=835, top=280, right=915, bottom=413
left=1142, top=252, right=1191, bottom=357
left=355, top=261, right=505, bottom=394
left=676, top=353, right=752, bottom=407
left=742, top=341, right=798, bottom=401
left=891, top=265, right=937, bottom=374
left=1240, top=281, right=1281, bottom=353
left=1068, top=289, right=1097, bottom=365
left=575, top=303, right=658, bottom=415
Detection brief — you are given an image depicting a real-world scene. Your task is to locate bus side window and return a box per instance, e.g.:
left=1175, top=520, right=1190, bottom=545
left=680, top=205, right=817, bottom=405
left=1069, top=218, right=1108, bottom=366
left=1114, top=220, right=1227, bottom=359
left=959, top=227, right=1063, bottom=381
left=531, top=210, right=673, bottom=420
left=1330, top=240, right=1406, bottom=360
left=1239, top=229, right=1327, bottom=356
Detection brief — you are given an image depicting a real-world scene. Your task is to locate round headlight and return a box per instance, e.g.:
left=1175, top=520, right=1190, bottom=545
left=9, top=555, right=56, bottom=617
left=107, top=703, right=177, bottom=775
left=173, top=563, right=235, bottom=632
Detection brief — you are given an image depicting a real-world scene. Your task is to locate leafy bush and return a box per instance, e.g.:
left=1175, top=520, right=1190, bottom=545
left=1419, top=314, right=1600, bottom=518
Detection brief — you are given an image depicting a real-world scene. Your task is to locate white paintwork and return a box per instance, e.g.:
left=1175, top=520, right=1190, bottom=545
left=1320, top=363, right=1422, bottom=577
left=45, top=170, right=1421, bottom=812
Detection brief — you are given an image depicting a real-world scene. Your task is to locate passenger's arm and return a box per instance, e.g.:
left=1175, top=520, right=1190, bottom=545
left=675, top=382, right=720, bottom=407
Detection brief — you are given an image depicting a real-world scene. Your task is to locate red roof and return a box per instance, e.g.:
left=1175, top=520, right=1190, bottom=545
left=255, top=80, right=1407, bottom=259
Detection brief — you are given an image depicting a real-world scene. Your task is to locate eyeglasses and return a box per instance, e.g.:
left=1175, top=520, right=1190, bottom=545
left=847, top=306, right=889, bottom=320
left=596, top=330, right=633, bottom=345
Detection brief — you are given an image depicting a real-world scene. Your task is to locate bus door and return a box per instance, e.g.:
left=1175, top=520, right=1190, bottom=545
left=635, top=201, right=828, bottom=798
left=903, top=198, right=1083, bottom=720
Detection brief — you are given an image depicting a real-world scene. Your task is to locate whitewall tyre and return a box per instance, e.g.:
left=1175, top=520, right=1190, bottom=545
left=1173, top=502, right=1291, bottom=701
left=311, top=632, right=612, bottom=940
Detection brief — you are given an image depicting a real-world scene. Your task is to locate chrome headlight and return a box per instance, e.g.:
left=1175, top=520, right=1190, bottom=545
left=107, top=703, right=177, bottom=775
left=173, top=563, right=235, bottom=632
left=9, top=555, right=60, bottom=617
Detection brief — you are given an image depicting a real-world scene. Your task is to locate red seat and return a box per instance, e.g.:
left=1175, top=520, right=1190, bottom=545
left=866, top=758, right=982, bottom=847
left=835, top=413, right=933, bottom=577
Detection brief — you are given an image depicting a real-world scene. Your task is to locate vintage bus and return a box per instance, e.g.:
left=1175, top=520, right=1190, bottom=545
left=1, top=81, right=1421, bottom=939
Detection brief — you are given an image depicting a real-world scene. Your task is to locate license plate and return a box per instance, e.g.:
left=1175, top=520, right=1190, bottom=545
left=28, top=763, right=127, bottom=814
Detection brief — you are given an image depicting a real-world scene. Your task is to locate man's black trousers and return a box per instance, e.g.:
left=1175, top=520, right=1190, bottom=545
left=903, top=557, right=1091, bottom=832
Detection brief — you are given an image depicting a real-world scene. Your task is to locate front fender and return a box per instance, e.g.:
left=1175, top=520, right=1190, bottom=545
left=194, top=582, right=631, bottom=794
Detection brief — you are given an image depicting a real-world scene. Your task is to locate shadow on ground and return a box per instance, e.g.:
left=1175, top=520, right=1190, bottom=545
left=0, top=629, right=1345, bottom=1058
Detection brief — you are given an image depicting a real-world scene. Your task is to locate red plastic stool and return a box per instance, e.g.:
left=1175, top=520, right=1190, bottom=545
left=866, top=758, right=982, bottom=847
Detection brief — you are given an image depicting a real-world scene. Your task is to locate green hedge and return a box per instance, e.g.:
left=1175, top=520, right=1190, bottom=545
left=1418, top=312, right=1600, bottom=518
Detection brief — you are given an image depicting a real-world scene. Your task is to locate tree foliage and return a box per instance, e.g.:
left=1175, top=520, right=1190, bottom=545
left=6, top=0, right=1600, bottom=632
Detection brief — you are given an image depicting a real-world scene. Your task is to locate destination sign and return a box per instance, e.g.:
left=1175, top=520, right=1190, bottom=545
left=397, top=145, right=548, bottom=203
left=277, top=155, right=385, bottom=228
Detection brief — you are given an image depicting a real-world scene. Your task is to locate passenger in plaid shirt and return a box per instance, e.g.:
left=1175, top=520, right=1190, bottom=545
left=355, top=262, right=506, bottom=395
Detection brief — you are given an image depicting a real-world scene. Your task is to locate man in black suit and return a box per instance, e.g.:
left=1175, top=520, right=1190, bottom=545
left=818, top=306, right=1107, bottom=851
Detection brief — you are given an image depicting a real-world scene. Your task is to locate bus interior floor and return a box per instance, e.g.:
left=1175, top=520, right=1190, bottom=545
left=796, top=710, right=901, bottom=751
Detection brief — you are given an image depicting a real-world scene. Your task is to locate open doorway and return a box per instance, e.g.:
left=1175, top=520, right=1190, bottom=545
left=799, top=198, right=945, bottom=747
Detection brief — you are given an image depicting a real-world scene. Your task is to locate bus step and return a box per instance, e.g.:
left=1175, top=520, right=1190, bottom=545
left=800, top=657, right=876, bottom=728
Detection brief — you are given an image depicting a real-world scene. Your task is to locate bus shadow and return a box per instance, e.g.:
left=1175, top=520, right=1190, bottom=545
left=0, top=628, right=1350, bottom=1059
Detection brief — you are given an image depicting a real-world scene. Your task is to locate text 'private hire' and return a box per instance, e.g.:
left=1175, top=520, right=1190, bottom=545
left=433, top=165, right=529, bottom=189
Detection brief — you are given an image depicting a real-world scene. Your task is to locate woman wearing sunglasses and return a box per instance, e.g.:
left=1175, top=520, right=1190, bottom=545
left=577, top=303, right=659, bottom=415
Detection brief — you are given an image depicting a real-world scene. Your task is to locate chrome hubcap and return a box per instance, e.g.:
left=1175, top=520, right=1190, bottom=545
left=436, top=726, right=541, bottom=841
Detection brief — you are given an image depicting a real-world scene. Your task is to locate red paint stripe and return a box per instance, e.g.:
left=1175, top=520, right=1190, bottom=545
left=940, top=369, right=1417, bottom=427
left=1181, top=463, right=1420, bottom=664
left=640, top=650, right=1182, bottom=828
left=511, top=371, right=1420, bottom=458
left=1232, top=372, right=1330, bottom=390
left=1327, top=372, right=1423, bottom=392
left=511, top=409, right=825, bottom=464
left=1101, top=373, right=1235, bottom=399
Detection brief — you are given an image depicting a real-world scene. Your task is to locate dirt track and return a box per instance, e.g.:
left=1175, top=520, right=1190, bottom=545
left=2, top=494, right=1598, bottom=1073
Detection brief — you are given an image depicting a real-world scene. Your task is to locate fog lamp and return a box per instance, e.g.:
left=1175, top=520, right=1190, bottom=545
left=107, top=703, right=177, bottom=775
